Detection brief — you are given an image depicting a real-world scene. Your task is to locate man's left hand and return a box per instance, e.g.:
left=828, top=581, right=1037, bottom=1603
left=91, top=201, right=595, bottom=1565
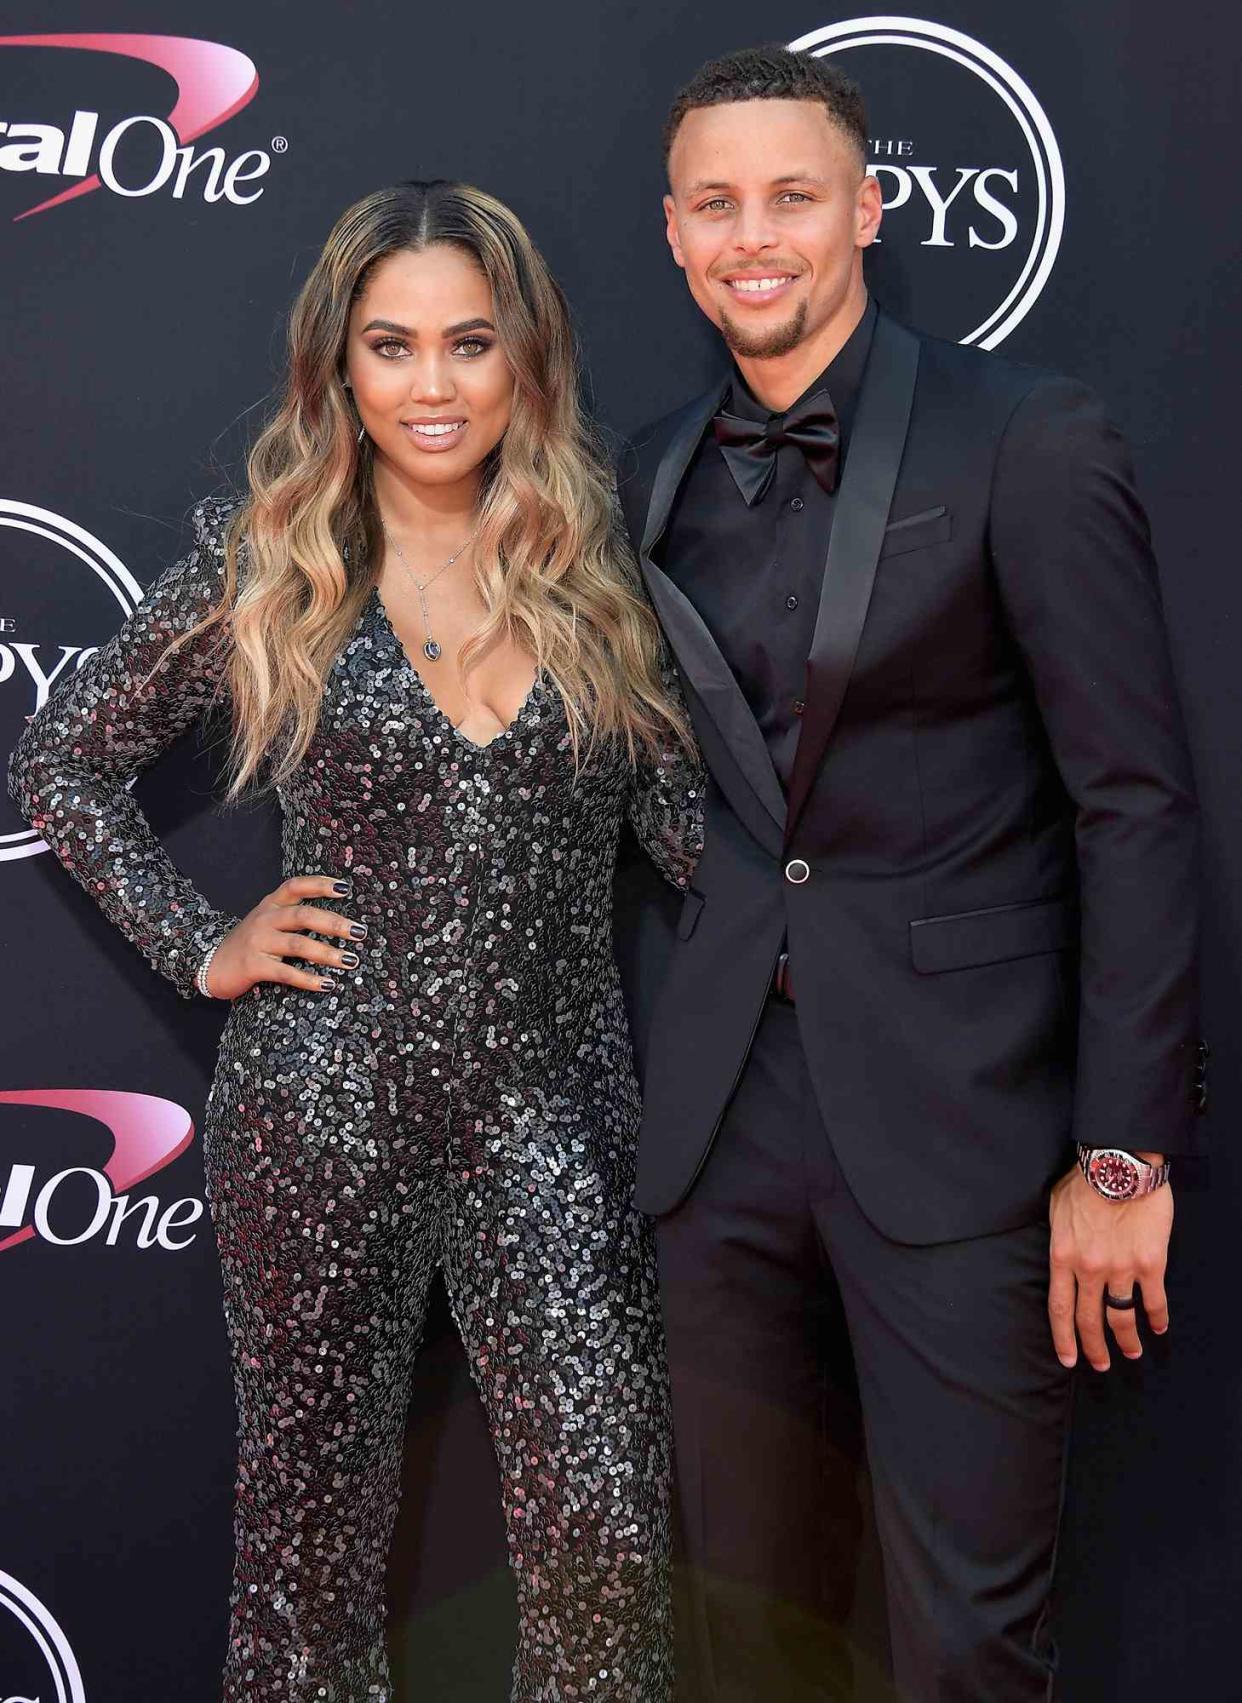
left=1047, top=1153, right=1173, bottom=1371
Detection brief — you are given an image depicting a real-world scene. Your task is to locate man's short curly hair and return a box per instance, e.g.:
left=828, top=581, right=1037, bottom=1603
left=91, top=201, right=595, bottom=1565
left=663, top=44, right=868, bottom=172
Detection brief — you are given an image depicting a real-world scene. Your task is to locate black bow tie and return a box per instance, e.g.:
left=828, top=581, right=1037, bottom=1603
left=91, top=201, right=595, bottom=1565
left=712, top=391, right=841, bottom=506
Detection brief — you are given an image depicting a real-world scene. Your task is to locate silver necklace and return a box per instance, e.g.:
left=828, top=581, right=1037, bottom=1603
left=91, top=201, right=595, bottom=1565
left=382, top=526, right=475, bottom=663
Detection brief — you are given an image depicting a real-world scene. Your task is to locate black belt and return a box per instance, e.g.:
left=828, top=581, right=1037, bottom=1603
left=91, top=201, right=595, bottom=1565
left=773, top=951, right=795, bottom=1004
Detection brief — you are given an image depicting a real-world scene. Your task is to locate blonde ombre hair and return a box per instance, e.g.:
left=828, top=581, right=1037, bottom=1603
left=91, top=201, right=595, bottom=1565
left=169, top=180, right=689, bottom=797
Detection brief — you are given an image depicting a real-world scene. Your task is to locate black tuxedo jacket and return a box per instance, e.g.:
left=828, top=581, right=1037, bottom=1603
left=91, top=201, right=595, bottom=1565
left=618, top=310, right=1203, bottom=1244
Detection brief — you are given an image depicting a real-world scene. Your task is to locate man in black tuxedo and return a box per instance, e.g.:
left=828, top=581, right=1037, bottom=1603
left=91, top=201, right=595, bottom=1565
left=617, top=45, right=1204, bottom=1702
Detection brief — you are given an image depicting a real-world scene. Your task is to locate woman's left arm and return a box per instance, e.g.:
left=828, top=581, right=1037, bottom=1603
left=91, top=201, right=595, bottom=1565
left=626, top=651, right=705, bottom=891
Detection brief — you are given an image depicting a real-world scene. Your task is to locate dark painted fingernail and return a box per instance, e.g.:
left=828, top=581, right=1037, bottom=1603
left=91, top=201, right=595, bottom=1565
left=319, top=978, right=335, bottom=991
left=349, top=923, right=368, bottom=939
left=332, top=880, right=351, bottom=895
left=340, top=951, right=359, bottom=968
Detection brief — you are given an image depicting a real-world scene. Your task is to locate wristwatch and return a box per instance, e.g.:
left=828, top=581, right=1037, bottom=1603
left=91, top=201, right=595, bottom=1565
left=1076, top=1145, right=1171, bottom=1201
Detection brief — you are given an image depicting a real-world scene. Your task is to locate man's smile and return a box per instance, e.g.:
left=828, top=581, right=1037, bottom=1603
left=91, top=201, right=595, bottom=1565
left=717, top=269, right=802, bottom=305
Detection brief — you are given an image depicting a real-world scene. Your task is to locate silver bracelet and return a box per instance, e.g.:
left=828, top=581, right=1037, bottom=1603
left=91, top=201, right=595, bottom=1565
left=195, top=937, right=223, bottom=999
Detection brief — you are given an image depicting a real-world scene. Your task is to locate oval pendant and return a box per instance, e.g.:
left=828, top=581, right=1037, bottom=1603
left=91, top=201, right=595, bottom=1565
left=423, top=638, right=442, bottom=662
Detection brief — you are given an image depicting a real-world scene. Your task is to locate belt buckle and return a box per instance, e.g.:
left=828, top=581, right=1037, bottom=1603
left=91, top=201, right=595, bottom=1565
left=773, top=951, right=793, bottom=1003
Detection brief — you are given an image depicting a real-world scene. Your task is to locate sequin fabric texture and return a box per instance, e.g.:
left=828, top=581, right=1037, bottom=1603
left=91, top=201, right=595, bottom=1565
left=8, top=497, right=704, bottom=1702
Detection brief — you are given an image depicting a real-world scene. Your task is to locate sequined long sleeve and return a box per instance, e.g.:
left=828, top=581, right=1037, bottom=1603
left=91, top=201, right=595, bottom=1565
left=627, top=651, right=705, bottom=890
left=6, top=496, right=242, bottom=998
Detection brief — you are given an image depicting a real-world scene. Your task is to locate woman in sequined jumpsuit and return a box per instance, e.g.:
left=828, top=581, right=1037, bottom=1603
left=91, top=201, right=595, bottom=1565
left=8, top=183, right=701, bottom=1702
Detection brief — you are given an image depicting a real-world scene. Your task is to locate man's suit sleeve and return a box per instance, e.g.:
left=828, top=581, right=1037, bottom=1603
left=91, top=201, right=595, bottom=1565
left=989, top=375, right=1204, bottom=1153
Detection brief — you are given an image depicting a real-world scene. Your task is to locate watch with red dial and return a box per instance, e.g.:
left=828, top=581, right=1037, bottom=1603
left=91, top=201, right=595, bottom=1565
left=1076, top=1146, right=1171, bottom=1201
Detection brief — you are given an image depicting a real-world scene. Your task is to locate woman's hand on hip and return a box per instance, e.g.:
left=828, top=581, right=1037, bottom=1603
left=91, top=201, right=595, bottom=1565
left=204, top=873, right=366, bottom=998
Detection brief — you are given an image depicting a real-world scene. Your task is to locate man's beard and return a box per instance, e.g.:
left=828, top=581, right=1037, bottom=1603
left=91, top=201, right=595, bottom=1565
left=718, top=297, right=809, bottom=360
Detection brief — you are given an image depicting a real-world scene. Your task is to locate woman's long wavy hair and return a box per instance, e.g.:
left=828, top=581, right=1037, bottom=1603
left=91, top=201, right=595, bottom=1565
left=172, top=180, right=690, bottom=798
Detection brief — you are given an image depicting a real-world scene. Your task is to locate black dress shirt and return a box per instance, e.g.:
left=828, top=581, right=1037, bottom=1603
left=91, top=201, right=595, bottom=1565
left=660, top=297, right=877, bottom=789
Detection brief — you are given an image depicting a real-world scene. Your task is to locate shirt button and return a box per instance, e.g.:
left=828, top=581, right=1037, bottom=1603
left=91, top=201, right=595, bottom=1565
left=790, top=497, right=805, bottom=512
left=786, top=594, right=799, bottom=610
left=793, top=698, right=805, bottom=715
left=785, top=858, right=810, bottom=884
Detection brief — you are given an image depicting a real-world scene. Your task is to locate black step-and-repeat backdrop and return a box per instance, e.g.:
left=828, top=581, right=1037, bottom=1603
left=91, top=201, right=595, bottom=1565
left=2, top=5, right=1237, bottom=1699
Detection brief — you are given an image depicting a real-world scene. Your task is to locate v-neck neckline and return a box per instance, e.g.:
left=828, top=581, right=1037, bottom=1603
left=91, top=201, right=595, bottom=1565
left=367, top=583, right=543, bottom=753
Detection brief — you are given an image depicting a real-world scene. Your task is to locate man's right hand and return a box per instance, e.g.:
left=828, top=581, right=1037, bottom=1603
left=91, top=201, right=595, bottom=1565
left=205, top=873, right=366, bottom=998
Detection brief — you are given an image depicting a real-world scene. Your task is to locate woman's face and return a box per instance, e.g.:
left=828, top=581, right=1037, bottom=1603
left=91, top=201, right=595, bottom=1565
left=343, top=244, right=515, bottom=492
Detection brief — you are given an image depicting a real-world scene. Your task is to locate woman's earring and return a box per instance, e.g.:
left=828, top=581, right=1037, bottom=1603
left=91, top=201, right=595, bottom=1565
left=356, top=424, right=365, bottom=445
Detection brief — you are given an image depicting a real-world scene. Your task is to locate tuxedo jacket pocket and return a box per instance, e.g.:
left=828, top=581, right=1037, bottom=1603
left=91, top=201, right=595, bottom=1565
left=909, top=895, right=1077, bottom=974
left=879, top=504, right=952, bottom=559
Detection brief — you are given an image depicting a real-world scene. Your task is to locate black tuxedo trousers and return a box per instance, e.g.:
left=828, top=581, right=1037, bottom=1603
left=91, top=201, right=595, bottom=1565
left=619, top=313, right=1200, bottom=1700
left=656, top=998, right=1072, bottom=1703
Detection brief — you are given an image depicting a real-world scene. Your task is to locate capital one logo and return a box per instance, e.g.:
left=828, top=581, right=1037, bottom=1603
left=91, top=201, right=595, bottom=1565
left=1, top=501, right=143, bottom=863
left=0, top=1089, right=203, bottom=1254
left=790, top=17, right=1065, bottom=347
left=0, top=32, right=278, bottom=221
left=0, top=1568, right=85, bottom=1702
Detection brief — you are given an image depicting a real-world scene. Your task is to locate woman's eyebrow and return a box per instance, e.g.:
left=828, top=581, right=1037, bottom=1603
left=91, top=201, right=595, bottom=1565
left=359, top=317, right=495, bottom=337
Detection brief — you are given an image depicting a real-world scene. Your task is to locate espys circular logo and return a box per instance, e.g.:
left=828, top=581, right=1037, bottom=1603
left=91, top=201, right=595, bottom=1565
left=0, top=501, right=142, bottom=863
left=0, top=1568, right=85, bottom=1703
left=789, top=16, right=1065, bottom=347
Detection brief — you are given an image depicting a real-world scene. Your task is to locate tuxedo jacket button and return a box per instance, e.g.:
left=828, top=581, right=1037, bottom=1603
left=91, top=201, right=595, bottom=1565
left=785, top=858, right=810, bottom=884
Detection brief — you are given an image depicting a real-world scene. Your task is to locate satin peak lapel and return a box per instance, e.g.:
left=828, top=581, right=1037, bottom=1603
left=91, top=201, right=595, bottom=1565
left=638, top=380, right=786, bottom=847
left=785, top=315, right=921, bottom=840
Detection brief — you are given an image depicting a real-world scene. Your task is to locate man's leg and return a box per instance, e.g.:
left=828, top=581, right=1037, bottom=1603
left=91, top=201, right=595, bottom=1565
left=805, top=1112, right=1074, bottom=1702
left=656, top=999, right=863, bottom=1703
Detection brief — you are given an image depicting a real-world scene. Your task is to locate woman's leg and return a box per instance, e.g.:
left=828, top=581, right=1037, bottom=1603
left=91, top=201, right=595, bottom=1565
left=442, top=1097, right=674, bottom=1702
left=204, top=1045, right=440, bottom=1702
